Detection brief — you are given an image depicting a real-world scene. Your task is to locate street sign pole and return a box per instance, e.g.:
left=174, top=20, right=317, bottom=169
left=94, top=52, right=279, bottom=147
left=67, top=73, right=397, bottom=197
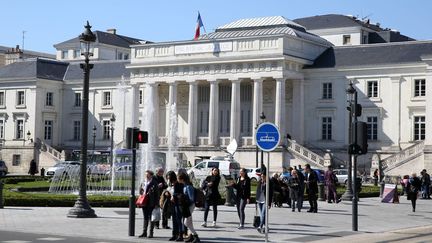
left=255, top=122, right=280, bottom=243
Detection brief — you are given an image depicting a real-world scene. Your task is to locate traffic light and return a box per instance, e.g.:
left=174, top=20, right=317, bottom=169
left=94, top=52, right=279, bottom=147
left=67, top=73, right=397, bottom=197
left=348, top=121, right=368, bottom=155
left=355, top=121, right=368, bottom=155
left=135, top=130, right=148, bottom=144
left=126, top=127, right=148, bottom=149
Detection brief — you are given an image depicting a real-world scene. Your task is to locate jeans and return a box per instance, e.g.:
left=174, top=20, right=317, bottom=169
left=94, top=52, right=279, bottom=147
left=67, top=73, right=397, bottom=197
left=204, top=201, right=218, bottom=222
left=236, top=198, right=247, bottom=226
left=172, top=205, right=183, bottom=235
left=258, top=202, right=266, bottom=228
left=421, top=185, right=430, bottom=198
left=142, top=206, right=153, bottom=220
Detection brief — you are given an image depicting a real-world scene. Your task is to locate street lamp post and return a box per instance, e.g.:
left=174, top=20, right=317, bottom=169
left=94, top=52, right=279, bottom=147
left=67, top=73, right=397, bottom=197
left=68, top=21, right=97, bottom=218
left=110, top=114, right=116, bottom=167
left=92, top=125, right=96, bottom=161
left=255, top=112, right=266, bottom=168
left=341, top=82, right=355, bottom=202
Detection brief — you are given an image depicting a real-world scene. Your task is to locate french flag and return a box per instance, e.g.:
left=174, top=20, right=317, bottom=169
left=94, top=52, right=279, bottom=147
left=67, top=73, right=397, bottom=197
left=194, top=12, right=204, bottom=40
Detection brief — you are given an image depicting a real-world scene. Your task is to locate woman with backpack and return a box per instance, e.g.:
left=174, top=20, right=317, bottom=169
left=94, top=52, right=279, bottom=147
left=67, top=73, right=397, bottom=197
left=178, top=172, right=201, bottom=243
left=230, top=168, right=250, bottom=229
left=201, top=167, right=221, bottom=227
left=407, top=172, right=421, bottom=212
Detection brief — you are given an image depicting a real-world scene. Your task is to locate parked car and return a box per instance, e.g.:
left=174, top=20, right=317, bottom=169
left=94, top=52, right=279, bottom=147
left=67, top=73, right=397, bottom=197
left=45, top=161, right=80, bottom=177
left=246, top=167, right=261, bottom=182
left=106, top=163, right=132, bottom=179
left=334, top=169, right=349, bottom=184
left=0, top=160, right=8, bottom=176
left=187, top=156, right=241, bottom=181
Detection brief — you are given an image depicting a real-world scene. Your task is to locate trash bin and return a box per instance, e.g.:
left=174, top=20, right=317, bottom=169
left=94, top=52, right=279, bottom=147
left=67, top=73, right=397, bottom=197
left=0, top=180, right=4, bottom=209
left=318, top=182, right=325, bottom=201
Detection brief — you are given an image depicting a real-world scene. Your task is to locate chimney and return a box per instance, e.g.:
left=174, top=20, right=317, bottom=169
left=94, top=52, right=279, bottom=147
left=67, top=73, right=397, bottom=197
left=107, top=28, right=117, bottom=35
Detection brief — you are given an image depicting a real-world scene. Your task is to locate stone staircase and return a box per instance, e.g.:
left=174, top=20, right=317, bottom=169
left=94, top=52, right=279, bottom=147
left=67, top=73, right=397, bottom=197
left=38, top=140, right=65, bottom=169
left=286, top=138, right=328, bottom=169
left=381, top=141, right=425, bottom=173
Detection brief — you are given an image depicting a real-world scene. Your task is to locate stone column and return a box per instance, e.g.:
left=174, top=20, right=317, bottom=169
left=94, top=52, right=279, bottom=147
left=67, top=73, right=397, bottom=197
left=252, top=79, right=263, bottom=144
left=147, top=83, right=159, bottom=146
left=291, top=79, right=305, bottom=143
left=166, top=82, right=177, bottom=146
left=166, top=82, right=177, bottom=142
left=275, top=78, right=286, bottom=144
left=208, top=80, right=219, bottom=146
left=390, top=76, right=401, bottom=149
left=187, top=82, right=198, bottom=145
left=230, top=79, right=241, bottom=144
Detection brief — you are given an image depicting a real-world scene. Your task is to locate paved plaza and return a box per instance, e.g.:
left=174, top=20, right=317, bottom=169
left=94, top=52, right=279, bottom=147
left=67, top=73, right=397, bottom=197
left=1, top=197, right=432, bottom=242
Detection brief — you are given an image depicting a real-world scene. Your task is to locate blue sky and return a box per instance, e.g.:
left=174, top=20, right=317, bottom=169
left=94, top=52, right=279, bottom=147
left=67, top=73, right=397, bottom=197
left=1, top=0, right=431, bottom=53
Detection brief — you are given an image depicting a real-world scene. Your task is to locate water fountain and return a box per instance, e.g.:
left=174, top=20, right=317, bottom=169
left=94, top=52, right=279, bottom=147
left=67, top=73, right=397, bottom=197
left=166, top=102, right=179, bottom=172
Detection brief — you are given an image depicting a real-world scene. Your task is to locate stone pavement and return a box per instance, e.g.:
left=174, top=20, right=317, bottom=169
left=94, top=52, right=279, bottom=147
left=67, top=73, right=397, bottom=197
left=1, top=197, right=432, bottom=242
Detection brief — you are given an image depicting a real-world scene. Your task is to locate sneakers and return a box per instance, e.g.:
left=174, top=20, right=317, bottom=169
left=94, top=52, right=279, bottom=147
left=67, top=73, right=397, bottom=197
left=212, top=221, right=216, bottom=227
left=201, top=222, right=207, bottom=227
left=237, top=224, right=244, bottom=229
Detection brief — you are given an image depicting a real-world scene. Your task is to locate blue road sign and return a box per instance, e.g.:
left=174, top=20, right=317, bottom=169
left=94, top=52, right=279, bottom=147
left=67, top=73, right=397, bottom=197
left=255, top=122, right=280, bottom=152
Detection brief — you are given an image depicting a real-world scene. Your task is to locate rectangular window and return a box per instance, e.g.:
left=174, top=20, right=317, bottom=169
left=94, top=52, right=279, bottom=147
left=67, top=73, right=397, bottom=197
left=343, top=35, right=351, bottom=45
left=118, top=53, right=123, bottom=60
left=12, top=154, right=21, bottom=166
left=16, top=119, right=24, bottom=139
left=367, top=116, right=378, bottom=141
left=0, top=91, right=5, bottom=107
left=46, top=92, right=53, bottom=106
left=17, top=91, right=25, bottom=106
left=414, top=79, right=426, bottom=97
left=74, top=50, right=80, bottom=58
left=74, top=93, right=81, bottom=107
left=321, top=117, right=332, bottom=140
left=73, top=121, right=81, bottom=140
left=44, top=120, right=53, bottom=140
left=61, top=50, right=68, bottom=59
left=139, top=90, right=143, bottom=105
left=103, top=120, right=110, bottom=140
left=0, top=120, right=4, bottom=139
left=367, top=81, right=379, bottom=98
left=322, top=83, right=333, bottom=99
left=103, top=92, right=111, bottom=106
left=414, top=116, right=426, bottom=141
left=124, top=54, right=129, bottom=60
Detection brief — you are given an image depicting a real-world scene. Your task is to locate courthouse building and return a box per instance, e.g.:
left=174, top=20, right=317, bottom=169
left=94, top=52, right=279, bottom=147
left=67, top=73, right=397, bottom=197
left=0, top=14, right=431, bottom=175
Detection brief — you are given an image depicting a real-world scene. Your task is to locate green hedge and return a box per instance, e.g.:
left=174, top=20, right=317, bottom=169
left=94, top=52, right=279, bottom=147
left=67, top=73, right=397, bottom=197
left=1, top=177, right=381, bottom=207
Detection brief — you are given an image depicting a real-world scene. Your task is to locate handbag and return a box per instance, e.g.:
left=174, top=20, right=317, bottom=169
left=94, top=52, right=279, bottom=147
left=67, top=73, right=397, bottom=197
left=136, top=194, right=148, bottom=208
left=253, top=203, right=260, bottom=228
left=151, top=207, right=161, bottom=222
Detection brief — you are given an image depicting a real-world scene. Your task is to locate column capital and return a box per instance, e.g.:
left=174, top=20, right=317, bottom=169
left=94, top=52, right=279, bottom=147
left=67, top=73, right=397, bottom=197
left=208, top=79, right=221, bottom=84
left=274, top=77, right=286, bottom=82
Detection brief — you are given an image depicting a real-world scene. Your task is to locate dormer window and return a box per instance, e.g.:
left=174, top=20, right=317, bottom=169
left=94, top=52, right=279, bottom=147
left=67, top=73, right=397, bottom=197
left=61, top=50, right=68, bottom=59
left=343, top=35, right=351, bottom=45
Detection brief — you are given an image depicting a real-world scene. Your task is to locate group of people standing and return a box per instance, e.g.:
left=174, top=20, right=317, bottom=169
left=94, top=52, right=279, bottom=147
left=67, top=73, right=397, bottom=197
left=400, top=169, right=431, bottom=212
left=137, top=163, right=322, bottom=240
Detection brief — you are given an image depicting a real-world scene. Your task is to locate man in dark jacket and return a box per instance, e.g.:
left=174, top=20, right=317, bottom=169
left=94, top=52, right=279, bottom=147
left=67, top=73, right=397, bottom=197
left=154, top=167, right=168, bottom=229
left=305, top=164, right=318, bottom=213
left=421, top=169, right=431, bottom=199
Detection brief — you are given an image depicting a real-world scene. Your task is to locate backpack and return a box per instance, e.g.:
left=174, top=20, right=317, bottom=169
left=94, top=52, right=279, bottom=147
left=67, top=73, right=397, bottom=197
left=194, top=187, right=205, bottom=208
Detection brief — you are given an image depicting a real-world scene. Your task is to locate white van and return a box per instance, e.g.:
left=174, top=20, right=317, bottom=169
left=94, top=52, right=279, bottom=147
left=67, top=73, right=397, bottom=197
left=187, top=156, right=240, bottom=181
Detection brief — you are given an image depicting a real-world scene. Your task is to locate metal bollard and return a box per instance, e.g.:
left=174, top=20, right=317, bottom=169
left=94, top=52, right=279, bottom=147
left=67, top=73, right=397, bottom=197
left=318, top=182, right=325, bottom=201
left=224, top=185, right=235, bottom=206
left=0, top=180, right=4, bottom=208
left=379, top=181, right=385, bottom=198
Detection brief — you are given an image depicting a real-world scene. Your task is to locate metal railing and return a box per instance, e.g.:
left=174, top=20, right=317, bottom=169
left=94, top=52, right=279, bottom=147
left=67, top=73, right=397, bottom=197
left=381, top=141, right=425, bottom=172
left=286, top=139, right=325, bottom=168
